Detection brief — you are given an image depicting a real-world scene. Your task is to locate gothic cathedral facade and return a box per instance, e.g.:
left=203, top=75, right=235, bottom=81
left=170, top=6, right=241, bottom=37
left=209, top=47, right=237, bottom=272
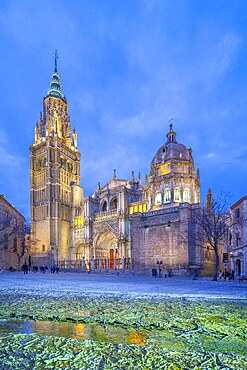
left=30, top=58, right=209, bottom=275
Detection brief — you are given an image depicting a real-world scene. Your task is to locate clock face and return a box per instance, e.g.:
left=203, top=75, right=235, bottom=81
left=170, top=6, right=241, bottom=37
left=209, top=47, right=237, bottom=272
left=159, top=163, right=171, bottom=176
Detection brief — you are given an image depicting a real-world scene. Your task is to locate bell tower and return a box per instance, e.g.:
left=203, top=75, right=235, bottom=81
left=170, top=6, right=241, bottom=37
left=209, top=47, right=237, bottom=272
left=30, top=52, right=82, bottom=267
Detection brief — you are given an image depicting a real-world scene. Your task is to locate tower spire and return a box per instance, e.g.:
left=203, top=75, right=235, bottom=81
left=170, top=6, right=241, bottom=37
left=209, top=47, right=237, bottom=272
left=54, top=50, right=58, bottom=73
left=48, top=50, right=65, bottom=99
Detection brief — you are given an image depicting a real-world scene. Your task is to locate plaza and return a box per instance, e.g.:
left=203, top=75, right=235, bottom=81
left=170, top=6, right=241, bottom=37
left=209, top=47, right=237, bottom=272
left=0, top=272, right=247, bottom=369
left=0, top=271, right=246, bottom=300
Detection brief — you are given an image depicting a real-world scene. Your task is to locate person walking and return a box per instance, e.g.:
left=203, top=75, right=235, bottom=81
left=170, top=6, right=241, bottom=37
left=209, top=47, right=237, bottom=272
left=228, top=269, right=232, bottom=280
left=23, top=262, right=28, bottom=274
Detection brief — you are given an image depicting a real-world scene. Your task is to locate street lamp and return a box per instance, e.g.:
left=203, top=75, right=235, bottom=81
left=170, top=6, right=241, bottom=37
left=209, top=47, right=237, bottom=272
left=157, top=260, right=163, bottom=278
left=50, top=244, right=55, bottom=273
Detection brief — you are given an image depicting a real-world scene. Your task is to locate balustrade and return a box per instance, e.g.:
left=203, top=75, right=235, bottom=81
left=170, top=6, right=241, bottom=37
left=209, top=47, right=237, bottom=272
left=58, top=257, right=131, bottom=272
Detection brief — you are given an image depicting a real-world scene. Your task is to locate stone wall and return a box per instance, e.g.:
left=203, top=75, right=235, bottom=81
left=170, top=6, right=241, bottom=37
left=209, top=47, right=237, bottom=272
left=130, top=204, right=201, bottom=275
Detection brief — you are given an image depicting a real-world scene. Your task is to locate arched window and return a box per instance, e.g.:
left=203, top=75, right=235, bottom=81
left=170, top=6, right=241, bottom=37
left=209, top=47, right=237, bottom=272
left=37, top=159, right=42, bottom=170
left=164, top=188, right=171, bottom=203
left=60, top=158, right=66, bottom=169
left=183, top=188, right=190, bottom=202
left=4, top=234, right=8, bottom=249
left=174, top=187, right=181, bottom=202
left=101, top=200, right=107, bottom=212
left=155, top=191, right=162, bottom=205
left=68, top=163, right=73, bottom=173
left=111, top=197, right=117, bottom=211
left=194, top=193, right=198, bottom=203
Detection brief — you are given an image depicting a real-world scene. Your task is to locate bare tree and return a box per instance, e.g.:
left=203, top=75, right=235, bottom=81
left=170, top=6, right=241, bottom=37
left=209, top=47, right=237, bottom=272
left=192, top=191, right=239, bottom=281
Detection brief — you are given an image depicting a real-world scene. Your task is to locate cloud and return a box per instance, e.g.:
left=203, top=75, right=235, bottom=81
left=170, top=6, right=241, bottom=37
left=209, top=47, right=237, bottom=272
left=195, top=33, right=242, bottom=88
left=0, top=129, right=8, bottom=144
left=77, top=95, right=94, bottom=112
left=0, top=0, right=74, bottom=49
left=0, top=146, right=24, bottom=169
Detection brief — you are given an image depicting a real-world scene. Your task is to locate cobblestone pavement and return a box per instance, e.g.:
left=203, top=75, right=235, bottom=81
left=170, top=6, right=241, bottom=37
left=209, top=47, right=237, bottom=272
left=0, top=271, right=246, bottom=300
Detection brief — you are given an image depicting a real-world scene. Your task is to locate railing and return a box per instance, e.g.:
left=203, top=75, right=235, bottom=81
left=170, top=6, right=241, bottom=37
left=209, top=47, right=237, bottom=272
left=58, top=257, right=132, bottom=272
left=94, top=210, right=118, bottom=221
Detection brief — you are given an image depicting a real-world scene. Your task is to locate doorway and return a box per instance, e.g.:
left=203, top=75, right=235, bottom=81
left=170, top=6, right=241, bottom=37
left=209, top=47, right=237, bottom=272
left=236, top=259, right=241, bottom=276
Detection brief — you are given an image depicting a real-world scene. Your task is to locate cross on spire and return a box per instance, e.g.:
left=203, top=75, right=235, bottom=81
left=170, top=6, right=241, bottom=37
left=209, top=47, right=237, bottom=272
left=168, top=118, right=173, bottom=131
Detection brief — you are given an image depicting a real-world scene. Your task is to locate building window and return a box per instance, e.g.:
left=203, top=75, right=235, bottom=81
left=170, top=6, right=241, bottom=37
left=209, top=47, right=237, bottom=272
left=42, top=244, right=45, bottom=252
left=174, top=187, right=181, bottom=202
left=37, top=159, right=42, bottom=170
left=154, top=168, right=159, bottom=177
left=164, top=188, right=171, bottom=203
left=183, top=188, right=190, bottom=202
left=43, top=157, right=47, bottom=167
left=101, top=200, right=107, bottom=212
left=236, top=208, right=240, bottom=219
left=4, top=234, right=8, bottom=249
left=111, top=197, right=117, bottom=211
left=229, top=233, right=232, bottom=246
left=155, top=191, right=162, bottom=205
left=194, top=193, right=198, bottom=203
left=60, top=158, right=66, bottom=169
left=13, top=238, right=17, bottom=252
left=68, top=163, right=73, bottom=173
left=205, top=245, right=211, bottom=260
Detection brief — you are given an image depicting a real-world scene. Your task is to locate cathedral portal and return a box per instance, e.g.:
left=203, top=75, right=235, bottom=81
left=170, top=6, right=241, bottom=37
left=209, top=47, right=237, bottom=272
left=93, top=226, right=118, bottom=268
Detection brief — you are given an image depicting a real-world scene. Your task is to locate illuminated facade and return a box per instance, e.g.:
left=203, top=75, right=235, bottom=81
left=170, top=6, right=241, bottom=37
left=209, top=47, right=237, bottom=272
left=84, top=172, right=142, bottom=267
left=29, top=59, right=212, bottom=275
left=30, top=55, right=84, bottom=267
left=130, top=125, right=202, bottom=273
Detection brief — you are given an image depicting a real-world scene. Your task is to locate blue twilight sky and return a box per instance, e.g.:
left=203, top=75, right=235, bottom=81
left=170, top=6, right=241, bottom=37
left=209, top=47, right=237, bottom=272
left=0, top=0, right=247, bottom=220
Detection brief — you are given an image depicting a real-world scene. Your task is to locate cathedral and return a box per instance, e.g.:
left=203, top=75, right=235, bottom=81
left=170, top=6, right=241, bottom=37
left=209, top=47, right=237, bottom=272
left=30, top=57, right=209, bottom=275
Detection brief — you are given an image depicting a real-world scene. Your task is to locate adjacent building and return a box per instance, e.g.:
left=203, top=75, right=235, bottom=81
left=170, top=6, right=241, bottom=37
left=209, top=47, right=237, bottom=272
left=0, top=195, right=26, bottom=270
left=230, top=197, right=247, bottom=277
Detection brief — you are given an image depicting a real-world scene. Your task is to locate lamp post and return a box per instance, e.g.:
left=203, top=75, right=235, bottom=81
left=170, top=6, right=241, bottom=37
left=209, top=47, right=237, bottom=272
left=223, top=252, right=229, bottom=281
left=50, top=244, right=55, bottom=273
left=157, top=260, right=163, bottom=278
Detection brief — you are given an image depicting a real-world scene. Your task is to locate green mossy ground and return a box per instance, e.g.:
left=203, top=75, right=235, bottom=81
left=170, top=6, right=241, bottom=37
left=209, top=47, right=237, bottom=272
left=0, top=294, right=246, bottom=369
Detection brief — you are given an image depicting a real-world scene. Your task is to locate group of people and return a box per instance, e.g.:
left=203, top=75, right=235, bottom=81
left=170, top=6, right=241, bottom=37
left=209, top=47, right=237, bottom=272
left=21, top=264, right=59, bottom=274
left=219, top=269, right=235, bottom=280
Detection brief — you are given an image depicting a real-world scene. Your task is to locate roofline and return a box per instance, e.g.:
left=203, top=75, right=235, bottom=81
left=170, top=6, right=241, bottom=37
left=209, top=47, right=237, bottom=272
left=0, top=195, right=26, bottom=221
left=230, top=196, right=247, bottom=210
left=100, top=178, right=132, bottom=188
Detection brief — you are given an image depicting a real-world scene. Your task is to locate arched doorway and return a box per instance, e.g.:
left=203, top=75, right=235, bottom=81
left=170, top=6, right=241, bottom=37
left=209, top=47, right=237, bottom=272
left=236, top=259, right=241, bottom=276
left=94, top=229, right=118, bottom=268
left=75, top=242, right=85, bottom=267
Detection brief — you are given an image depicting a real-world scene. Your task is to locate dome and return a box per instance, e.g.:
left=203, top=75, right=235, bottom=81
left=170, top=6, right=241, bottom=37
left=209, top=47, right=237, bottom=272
left=151, top=125, right=193, bottom=168
left=151, top=142, right=191, bottom=167
left=146, top=124, right=200, bottom=209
